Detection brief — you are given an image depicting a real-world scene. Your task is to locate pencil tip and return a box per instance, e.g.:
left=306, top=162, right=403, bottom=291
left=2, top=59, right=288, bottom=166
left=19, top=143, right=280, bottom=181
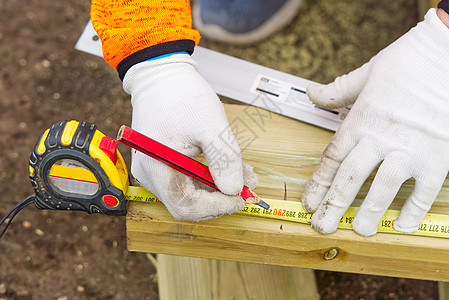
left=256, top=200, right=270, bottom=210
left=244, top=189, right=270, bottom=209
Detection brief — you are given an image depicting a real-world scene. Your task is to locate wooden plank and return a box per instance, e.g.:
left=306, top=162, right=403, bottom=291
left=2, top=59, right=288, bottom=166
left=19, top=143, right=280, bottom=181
left=127, top=201, right=449, bottom=281
left=157, top=255, right=319, bottom=300
left=127, top=104, right=449, bottom=281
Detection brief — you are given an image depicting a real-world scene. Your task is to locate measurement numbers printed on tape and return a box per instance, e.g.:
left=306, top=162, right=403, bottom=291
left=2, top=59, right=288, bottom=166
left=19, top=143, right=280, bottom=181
left=125, top=186, right=449, bottom=239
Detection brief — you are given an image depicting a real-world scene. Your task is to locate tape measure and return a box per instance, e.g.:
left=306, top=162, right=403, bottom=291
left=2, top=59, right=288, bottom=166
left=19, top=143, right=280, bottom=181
left=124, top=186, right=449, bottom=239
left=26, top=120, right=449, bottom=239
left=29, top=120, right=130, bottom=215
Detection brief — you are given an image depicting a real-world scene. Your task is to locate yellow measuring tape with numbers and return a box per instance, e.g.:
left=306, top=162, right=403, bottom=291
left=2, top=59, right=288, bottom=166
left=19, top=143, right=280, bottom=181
left=125, top=186, right=449, bottom=239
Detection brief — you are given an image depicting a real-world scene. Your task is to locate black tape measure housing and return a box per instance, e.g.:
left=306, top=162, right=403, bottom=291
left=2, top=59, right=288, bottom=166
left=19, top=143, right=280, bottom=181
left=29, top=121, right=127, bottom=216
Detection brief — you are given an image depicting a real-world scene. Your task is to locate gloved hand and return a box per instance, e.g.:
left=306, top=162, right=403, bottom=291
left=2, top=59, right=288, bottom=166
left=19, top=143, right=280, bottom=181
left=123, top=53, right=257, bottom=221
left=301, top=9, right=449, bottom=236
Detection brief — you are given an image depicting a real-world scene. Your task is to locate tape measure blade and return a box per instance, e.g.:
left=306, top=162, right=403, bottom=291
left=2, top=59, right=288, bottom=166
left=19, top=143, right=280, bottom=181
left=124, top=186, right=449, bottom=239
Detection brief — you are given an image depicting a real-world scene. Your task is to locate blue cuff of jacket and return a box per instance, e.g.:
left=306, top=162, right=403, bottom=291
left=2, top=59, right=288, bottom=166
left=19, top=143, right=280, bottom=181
left=116, top=39, right=195, bottom=81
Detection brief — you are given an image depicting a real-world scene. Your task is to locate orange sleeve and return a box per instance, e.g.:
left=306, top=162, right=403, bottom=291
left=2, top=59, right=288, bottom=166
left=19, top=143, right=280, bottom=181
left=91, top=0, right=201, bottom=79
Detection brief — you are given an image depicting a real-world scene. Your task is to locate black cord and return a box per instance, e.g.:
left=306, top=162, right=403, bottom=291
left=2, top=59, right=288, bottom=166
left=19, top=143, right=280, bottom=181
left=0, top=194, right=35, bottom=239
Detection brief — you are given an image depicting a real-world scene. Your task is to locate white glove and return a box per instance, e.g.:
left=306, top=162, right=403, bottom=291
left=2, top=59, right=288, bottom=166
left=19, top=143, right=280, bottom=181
left=301, top=9, right=449, bottom=236
left=123, top=53, right=257, bottom=221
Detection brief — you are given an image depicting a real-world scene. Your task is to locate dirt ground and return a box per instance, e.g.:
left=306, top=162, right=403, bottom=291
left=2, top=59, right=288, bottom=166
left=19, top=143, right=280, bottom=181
left=0, top=0, right=440, bottom=299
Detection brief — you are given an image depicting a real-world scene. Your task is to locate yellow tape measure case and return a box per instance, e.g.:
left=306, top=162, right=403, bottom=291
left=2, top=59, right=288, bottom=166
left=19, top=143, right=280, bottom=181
left=29, top=120, right=129, bottom=216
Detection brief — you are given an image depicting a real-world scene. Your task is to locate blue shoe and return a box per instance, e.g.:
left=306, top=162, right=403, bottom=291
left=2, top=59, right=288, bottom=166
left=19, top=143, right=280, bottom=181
left=193, top=0, right=303, bottom=44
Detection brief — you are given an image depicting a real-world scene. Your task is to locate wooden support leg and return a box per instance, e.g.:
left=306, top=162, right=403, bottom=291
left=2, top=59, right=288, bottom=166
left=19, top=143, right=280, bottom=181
left=156, top=254, right=320, bottom=300
left=438, top=281, right=449, bottom=300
